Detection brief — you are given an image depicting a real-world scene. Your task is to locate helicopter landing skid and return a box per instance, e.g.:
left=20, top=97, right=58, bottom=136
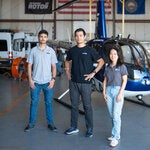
left=53, top=89, right=85, bottom=115
left=125, top=98, right=150, bottom=108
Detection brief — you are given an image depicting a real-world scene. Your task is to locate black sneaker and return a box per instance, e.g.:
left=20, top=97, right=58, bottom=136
left=48, top=124, right=57, bottom=132
left=85, top=128, right=93, bottom=138
left=65, top=127, right=79, bottom=135
left=24, top=124, right=34, bottom=132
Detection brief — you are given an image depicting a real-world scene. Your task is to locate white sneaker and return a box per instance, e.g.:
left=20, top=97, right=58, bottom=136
left=107, top=136, right=114, bottom=141
left=110, top=138, right=119, bottom=147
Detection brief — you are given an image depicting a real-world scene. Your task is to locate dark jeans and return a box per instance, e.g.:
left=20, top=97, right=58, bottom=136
left=69, top=81, right=93, bottom=130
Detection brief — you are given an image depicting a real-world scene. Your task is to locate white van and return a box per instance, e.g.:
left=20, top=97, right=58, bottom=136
left=0, top=32, right=13, bottom=68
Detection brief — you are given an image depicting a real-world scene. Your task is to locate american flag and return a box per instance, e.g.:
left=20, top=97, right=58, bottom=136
left=58, top=0, right=112, bottom=15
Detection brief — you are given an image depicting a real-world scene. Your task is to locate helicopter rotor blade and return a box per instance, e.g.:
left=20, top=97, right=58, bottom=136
left=52, top=0, right=80, bottom=12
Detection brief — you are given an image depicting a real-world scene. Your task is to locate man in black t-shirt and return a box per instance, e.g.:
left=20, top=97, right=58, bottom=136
left=64, top=28, right=104, bottom=137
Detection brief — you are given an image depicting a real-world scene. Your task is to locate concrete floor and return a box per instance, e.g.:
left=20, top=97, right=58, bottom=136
left=0, top=73, right=150, bottom=150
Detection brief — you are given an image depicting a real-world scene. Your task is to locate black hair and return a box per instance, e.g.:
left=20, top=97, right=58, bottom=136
left=108, top=45, right=124, bottom=66
left=74, top=28, right=86, bottom=36
left=38, top=29, right=48, bottom=36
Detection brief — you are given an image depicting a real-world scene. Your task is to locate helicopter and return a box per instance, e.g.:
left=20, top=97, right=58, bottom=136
left=51, top=0, right=150, bottom=107
left=87, top=0, right=150, bottom=106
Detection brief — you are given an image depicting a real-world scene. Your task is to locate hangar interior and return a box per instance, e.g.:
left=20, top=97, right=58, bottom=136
left=0, top=0, right=150, bottom=41
left=0, top=0, right=150, bottom=150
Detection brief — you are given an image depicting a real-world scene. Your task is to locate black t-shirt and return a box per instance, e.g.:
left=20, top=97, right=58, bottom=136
left=66, top=45, right=102, bottom=83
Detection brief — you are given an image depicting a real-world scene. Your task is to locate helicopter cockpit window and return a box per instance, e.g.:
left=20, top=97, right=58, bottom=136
left=121, top=44, right=147, bottom=79
left=132, top=44, right=150, bottom=72
left=134, top=44, right=146, bottom=68
left=122, top=45, right=145, bottom=68
left=141, top=43, right=150, bottom=70
left=121, top=45, right=133, bottom=64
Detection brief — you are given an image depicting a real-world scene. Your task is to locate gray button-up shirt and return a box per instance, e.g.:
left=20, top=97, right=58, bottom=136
left=27, top=45, right=58, bottom=84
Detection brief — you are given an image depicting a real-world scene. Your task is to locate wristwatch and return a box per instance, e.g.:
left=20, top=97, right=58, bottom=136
left=52, top=77, right=56, bottom=81
left=92, top=70, right=97, bottom=74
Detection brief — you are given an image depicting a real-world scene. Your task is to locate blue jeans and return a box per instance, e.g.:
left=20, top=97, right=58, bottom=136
left=29, top=82, right=53, bottom=125
left=106, top=86, right=124, bottom=140
left=56, top=61, right=62, bottom=74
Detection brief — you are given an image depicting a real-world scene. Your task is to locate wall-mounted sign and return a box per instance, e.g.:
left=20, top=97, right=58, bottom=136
left=25, top=0, right=53, bottom=14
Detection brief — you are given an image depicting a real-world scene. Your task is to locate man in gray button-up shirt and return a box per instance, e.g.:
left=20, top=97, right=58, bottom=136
left=24, top=29, right=58, bottom=132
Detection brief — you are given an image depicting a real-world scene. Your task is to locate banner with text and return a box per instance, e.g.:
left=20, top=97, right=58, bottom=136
left=25, top=0, right=53, bottom=14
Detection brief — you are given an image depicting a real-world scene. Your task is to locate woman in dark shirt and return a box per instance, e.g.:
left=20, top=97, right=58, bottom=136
left=103, top=46, right=128, bottom=147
